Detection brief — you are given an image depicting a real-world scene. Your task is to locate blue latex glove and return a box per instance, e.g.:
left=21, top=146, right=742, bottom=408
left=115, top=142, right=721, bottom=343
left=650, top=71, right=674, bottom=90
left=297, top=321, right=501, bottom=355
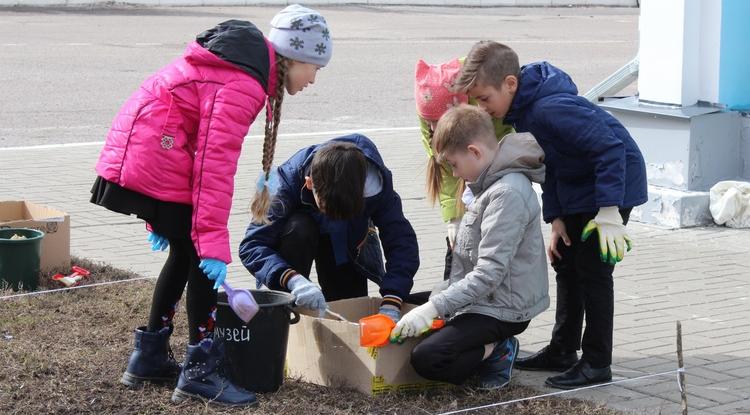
left=199, top=258, right=227, bottom=290
left=147, top=232, right=169, bottom=251
left=287, top=275, right=327, bottom=317
left=378, top=304, right=401, bottom=323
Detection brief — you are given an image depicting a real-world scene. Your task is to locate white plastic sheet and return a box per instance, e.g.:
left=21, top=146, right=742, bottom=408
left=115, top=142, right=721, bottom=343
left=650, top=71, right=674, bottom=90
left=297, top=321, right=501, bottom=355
left=709, top=181, right=750, bottom=228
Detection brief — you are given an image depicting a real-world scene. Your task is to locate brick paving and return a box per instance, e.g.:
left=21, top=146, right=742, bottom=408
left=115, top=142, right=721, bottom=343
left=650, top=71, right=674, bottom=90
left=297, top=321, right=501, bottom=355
left=2, top=128, right=749, bottom=414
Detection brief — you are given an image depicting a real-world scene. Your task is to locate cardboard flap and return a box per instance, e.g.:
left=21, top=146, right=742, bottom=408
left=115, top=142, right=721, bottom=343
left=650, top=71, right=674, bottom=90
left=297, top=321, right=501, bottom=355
left=25, top=202, right=68, bottom=221
left=324, top=296, right=419, bottom=321
left=327, top=297, right=381, bottom=321
left=0, top=201, right=26, bottom=222
left=0, top=201, right=68, bottom=222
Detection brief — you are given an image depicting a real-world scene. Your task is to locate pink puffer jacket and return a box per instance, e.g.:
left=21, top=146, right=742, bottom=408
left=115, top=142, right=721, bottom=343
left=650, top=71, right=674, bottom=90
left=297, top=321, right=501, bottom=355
left=96, top=35, right=277, bottom=264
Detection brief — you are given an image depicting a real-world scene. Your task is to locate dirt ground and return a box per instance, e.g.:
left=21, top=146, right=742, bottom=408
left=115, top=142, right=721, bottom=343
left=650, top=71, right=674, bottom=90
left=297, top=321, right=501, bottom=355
left=0, top=258, right=624, bottom=415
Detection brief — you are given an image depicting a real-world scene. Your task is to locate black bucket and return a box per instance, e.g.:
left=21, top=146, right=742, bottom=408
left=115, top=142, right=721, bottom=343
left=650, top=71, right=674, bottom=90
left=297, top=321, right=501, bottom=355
left=215, top=289, right=299, bottom=393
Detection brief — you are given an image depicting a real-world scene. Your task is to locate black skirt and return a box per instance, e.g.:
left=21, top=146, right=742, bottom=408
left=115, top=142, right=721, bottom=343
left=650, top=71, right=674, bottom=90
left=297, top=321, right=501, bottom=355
left=90, top=176, right=193, bottom=239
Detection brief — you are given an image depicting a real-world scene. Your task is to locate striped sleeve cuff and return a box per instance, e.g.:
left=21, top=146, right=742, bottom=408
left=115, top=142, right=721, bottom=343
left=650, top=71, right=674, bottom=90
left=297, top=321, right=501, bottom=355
left=280, top=269, right=299, bottom=290
left=380, top=295, right=403, bottom=309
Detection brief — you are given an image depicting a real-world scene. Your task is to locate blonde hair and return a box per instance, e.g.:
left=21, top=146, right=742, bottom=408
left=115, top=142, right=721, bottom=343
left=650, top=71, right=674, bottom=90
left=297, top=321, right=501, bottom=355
left=454, top=41, right=519, bottom=93
left=425, top=127, right=467, bottom=216
left=250, top=54, right=288, bottom=225
left=432, top=104, right=496, bottom=162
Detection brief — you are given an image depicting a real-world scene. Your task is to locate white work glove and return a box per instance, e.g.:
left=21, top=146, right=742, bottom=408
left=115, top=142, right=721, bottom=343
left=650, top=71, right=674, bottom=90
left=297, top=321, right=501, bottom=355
left=581, top=206, right=632, bottom=265
left=287, top=275, right=327, bottom=317
left=389, top=301, right=438, bottom=341
left=446, top=218, right=460, bottom=248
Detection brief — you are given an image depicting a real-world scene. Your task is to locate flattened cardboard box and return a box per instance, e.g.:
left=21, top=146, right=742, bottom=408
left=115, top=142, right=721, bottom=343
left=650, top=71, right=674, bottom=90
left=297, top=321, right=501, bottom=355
left=0, top=201, right=70, bottom=272
left=287, top=296, right=446, bottom=395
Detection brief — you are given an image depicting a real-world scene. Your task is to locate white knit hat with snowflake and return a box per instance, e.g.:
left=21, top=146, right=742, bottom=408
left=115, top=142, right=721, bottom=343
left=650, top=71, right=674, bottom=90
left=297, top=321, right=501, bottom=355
left=269, top=4, right=332, bottom=67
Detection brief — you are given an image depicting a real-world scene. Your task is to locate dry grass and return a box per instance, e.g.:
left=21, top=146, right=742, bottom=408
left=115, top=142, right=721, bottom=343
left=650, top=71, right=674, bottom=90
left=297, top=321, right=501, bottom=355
left=0, top=259, right=624, bottom=415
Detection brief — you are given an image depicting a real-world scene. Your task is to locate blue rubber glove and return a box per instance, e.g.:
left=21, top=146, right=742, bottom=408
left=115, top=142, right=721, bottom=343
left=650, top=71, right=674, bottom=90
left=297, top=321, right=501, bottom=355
left=199, top=258, right=227, bottom=290
left=147, top=232, right=169, bottom=251
left=378, top=304, right=401, bottom=323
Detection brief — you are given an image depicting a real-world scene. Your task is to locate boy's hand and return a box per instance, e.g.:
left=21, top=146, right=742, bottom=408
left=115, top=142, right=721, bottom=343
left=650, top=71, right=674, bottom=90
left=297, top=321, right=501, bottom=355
left=581, top=206, right=632, bottom=265
left=548, top=218, right=570, bottom=262
left=389, top=302, right=438, bottom=341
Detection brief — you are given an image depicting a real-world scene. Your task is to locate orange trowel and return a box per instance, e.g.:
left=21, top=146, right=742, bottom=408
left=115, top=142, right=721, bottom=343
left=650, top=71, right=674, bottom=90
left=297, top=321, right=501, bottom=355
left=359, top=313, right=445, bottom=347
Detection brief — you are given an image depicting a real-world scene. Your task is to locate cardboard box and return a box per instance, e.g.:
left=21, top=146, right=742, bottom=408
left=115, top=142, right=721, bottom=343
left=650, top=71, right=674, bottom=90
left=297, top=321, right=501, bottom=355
left=0, top=201, right=70, bottom=272
left=286, top=296, right=447, bottom=395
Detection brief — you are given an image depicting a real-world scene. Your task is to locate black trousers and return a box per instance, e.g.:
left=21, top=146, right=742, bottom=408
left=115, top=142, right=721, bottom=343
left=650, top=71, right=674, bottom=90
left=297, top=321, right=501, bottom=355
left=277, top=212, right=429, bottom=304
left=278, top=212, right=368, bottom=301
left=146, top=221, right=216, bottom=345
left=410, top=313, right=529, bottom=385
left=549, top=208, right=631, bottom=368
left=443, top=237, right=453, bottom=281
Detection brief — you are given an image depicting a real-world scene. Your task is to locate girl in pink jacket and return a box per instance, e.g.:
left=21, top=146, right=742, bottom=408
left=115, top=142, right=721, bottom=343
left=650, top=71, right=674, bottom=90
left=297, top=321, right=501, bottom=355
left=90, top=5, right=332, bottom=406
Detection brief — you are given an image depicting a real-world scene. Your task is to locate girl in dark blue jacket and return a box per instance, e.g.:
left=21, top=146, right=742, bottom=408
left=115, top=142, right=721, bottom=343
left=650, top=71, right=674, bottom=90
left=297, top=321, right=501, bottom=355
left=239, top=134, right=420, bottom=322
left=454, top=41, right=647, bottom=390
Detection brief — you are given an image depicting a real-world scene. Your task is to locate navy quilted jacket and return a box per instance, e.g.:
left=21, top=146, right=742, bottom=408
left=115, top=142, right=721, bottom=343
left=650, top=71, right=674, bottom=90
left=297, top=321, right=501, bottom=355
left=239, top=134, right=418, bottom=300
left=504, top=61, right=648, bottom=222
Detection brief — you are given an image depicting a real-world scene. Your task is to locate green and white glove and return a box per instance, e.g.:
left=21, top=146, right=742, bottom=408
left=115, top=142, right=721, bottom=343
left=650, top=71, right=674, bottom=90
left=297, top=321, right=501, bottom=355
left=389, top=301, right=438, bottom=341
left=581, top=206, right=632, bottom=265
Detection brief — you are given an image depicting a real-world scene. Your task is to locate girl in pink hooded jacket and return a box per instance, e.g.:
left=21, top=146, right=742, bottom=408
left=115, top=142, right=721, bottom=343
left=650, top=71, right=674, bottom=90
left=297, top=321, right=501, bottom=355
left=90, top=5, right=332, bottom=406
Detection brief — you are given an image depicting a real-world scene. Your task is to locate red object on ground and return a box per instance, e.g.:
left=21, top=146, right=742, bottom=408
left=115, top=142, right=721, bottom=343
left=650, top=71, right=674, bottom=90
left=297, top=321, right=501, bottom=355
left=51, top=266, right=90, bottom=287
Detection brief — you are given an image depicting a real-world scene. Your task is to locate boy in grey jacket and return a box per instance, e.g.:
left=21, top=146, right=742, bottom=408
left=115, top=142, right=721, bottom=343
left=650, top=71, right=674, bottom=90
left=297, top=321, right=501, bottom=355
left=391, top=105, right=549, bottom=389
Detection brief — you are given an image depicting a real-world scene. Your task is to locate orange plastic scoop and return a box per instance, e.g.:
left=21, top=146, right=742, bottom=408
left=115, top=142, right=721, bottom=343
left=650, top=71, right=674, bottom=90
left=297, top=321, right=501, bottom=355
left=359, top=314, right=446, bottom=347
left=359, top=314, right=395, bottom=347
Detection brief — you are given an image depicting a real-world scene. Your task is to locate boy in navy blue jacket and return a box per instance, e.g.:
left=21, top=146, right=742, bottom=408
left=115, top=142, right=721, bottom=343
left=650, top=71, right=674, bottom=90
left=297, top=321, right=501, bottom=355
left=454, top=41, right=647, bottom=389
left=239, top=134, right=419, bottom=322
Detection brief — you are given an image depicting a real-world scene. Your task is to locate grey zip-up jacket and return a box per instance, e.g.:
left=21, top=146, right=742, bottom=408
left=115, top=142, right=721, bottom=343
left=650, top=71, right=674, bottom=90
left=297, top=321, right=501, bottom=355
left=431, top=133, right=550, bottom=323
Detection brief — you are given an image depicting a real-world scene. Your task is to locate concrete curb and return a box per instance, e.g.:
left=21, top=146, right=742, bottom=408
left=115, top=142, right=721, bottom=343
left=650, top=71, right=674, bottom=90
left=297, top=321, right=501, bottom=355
left=0, top=0, right=639, bottom=8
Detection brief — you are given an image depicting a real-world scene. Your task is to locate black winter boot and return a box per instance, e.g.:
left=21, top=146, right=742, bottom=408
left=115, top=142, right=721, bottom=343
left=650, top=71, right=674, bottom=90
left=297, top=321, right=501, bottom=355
left=171, top=338, right=257, bottom=407
left=121, top=326, right=181, bottom=388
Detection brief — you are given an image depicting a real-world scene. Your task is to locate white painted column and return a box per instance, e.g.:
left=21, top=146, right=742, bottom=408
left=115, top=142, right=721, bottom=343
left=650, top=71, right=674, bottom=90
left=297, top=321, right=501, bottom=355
left=638, top=0, right=706, bottom=106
